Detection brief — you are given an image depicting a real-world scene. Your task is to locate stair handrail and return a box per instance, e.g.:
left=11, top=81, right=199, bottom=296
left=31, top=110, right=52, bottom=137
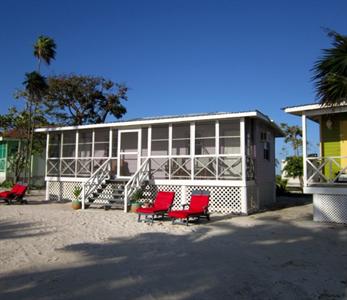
left=81, top=158, right=111, bottom=209
left=124, top=158, right=150, bottom=212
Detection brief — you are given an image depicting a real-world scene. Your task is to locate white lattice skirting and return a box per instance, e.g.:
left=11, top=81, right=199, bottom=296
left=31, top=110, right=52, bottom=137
left=48, top=181, right=244, bottom=214
left=313, top=194, right=347, bottom=224
left=144, top=184, right=242, bottom=214
left=48, top=181, right=82, bottom=201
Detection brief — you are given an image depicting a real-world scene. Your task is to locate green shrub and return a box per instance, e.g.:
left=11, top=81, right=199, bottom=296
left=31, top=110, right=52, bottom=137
left=72, top=186, right=82, bottom=201
left=131, top=188, right=143, bottom=202
left=1, top=180, right=13, bottom=188
left=276, top=175, right=288, bottom=195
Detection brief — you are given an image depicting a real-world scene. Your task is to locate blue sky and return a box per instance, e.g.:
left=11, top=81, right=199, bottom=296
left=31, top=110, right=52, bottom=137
left=1, top=0, right=346, bottom=161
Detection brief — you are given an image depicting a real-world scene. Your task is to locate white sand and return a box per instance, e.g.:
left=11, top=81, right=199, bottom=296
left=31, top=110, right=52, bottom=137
left=0, top=193, right=347, bottom=300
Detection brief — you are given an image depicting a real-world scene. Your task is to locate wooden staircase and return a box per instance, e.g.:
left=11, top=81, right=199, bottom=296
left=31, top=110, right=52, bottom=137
left=86, top=178, right=128, bottom=210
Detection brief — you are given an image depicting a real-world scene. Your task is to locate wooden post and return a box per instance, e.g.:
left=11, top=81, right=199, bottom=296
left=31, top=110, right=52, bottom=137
left=75, top=131, right=79, bottom=178
left=190, top=122, right=195, bottom=180
left=240, top=118, right=247, bottom=214
left=148, top=126, right=152, bottom=179
left=215, top=120, right=219, bottom=180
left=302, top=114, right=307, bottom=188
left=45, top=133, right=50, bottom=201
left=168, top=124, right=172, bottom=180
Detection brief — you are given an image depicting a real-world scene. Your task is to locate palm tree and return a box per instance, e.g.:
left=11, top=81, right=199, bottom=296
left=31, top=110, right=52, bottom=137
left=23, top=71, right=48, bottom=186
left=23, top=71, right=48, bottom=100
left=33, top=35, right=57, bottom=71
left=313, top=30, right=347, bottom=105
left=24, top=36, right=56, bottom=188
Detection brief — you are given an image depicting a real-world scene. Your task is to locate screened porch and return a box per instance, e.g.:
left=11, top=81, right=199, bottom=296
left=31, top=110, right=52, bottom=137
left=46, top=118, right=255, bottom=182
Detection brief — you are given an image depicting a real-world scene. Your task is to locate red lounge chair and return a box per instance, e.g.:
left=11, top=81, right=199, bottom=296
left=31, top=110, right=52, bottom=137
left=168, top=194, right=210, bottom=226
left=136, top=191, right=175, bottom=223
left=0, top=184, right=28, bottom=204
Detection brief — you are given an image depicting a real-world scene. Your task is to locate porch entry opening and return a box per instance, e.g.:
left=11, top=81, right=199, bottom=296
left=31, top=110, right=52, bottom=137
left=117, top=130, right=141, bottom=178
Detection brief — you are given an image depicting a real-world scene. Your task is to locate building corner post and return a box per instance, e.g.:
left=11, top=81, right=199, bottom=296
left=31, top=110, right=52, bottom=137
left=302, top=114, right=307, bottom=188
left=240, top=118, right=248, bottom=214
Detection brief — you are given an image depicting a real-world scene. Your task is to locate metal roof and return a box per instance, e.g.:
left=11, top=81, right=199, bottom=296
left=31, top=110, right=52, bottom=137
left=35, top=110, right=284, bottom=136
left=283, top=102, right=347, bottom=118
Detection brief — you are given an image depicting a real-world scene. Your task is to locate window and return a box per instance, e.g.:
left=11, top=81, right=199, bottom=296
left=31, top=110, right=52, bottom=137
left=152, top=125, right=168, bottom=156
left=261, top=131, right=270, bottom=160
left=172, top=124, right=190, bottom=155
left=48, top=133, right=61, bottom=158
left=94, top=128, right=109, bottom=157
left=195, top=122, right=215, bottom=155
left=219, top=120, right=240, bottom=155
left=264, top=141, right=270, bottom=160
left=260, top=131, right=267, bottom=141
left=62, top=131, right=76, bottom=157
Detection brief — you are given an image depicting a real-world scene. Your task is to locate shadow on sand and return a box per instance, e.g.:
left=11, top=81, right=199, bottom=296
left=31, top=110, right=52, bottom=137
left=0, top=208, right=346, bottom=300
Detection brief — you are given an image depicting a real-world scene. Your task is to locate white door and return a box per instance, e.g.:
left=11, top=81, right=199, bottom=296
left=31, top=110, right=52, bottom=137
left=117, top=130, right=141, bottom=178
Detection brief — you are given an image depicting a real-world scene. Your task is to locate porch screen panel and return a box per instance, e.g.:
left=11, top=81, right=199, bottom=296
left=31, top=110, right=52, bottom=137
left=78, top=130, right=92, bottom=157
left=172, top=124, right=190, bottom=155
left=48, top=133, right=61, bottom=158
left=77, top=130, right=92, bottom=177
left=152, top=125, right=169, bottom=156
left=219, top=120, right=240, bottom=155
left=141, top=128, right=148, bottom=158
left=47, top=133, right=61, bottom=176
left=195, top=122, right=215, bottom=155
left=94, top=128, right=109, bottom=157
left=61, top=131, right=76, bottom=177
left=120, top=154, right=137, bottom=176
left=62, top=131, right=76, bottom=157
left=112, top=129, right=118, bottom=157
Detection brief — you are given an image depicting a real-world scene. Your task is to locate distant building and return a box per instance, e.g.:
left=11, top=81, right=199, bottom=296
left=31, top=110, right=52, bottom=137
left=284, top=102, right=347, bottom=224
left=0, top=131, right=45, bottom=187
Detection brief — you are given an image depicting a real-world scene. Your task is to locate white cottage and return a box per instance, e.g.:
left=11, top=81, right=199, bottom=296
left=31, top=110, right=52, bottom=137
left=36, top=111, right=283, bottom=214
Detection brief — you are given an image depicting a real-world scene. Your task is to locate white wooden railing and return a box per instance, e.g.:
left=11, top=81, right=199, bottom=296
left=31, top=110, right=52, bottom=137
left=306, top=156, right=347, bottom=185
left=81, top=158, right=111, bottom=209
left=124, top=158, right=150, bottom=212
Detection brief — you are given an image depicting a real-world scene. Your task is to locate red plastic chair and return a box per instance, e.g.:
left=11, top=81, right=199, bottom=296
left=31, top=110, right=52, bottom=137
left=168, top=194, right=210, bottom=226
left=136, top=191, right=175, bottom=223
left=0, top=184, right=28, bottom=204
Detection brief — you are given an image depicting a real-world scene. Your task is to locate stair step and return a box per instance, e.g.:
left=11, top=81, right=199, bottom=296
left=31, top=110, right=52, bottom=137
left=88, top=197, right=124, bottom=203
left=93, top=191, right=124, bottom=197
left=87, top=202, right=124, bottom=210
left=105, top=179, right=128, bottom=184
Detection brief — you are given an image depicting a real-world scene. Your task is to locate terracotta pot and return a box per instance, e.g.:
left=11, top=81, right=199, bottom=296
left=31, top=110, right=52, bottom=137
left=72, top=201, right=81, bottom=210
left=130, top=203, right=141, bottom=213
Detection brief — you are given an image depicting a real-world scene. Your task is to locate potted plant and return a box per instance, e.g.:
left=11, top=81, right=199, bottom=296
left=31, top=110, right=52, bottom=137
left=72, top=186, right=82, bottom=210
left=129, top=188, right=143, bottom=212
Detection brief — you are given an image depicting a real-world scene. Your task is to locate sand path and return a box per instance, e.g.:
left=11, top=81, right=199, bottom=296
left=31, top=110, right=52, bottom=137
left=0, top=195, right=346, bottom=299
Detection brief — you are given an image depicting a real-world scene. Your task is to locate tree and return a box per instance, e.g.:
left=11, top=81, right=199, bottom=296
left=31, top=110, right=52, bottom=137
left=280, top=123, right=304, bottom=191
left=0, top=107, right=48, bottom=183
left=43, top=75, right=128, bottom=125
left=22, top=71, right=48, bottom=185
left=19, top=35, right=56, bottom=188
left=282, top=156, right=304, bottom=191
left=34, top=35, right=57, bottom=71
left=280, top=123, right=302, bottom=156
left=313, top=30, right=347, bottom=105
left=23, top=71, right=48, bottom=101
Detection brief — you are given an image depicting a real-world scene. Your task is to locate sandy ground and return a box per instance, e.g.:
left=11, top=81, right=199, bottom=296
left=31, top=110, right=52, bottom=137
left=0, top=193, right=347, bottom=300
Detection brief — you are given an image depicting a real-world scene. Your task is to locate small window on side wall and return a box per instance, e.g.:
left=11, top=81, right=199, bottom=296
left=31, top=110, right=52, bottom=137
left=264, top=141, right=270, bottom=161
